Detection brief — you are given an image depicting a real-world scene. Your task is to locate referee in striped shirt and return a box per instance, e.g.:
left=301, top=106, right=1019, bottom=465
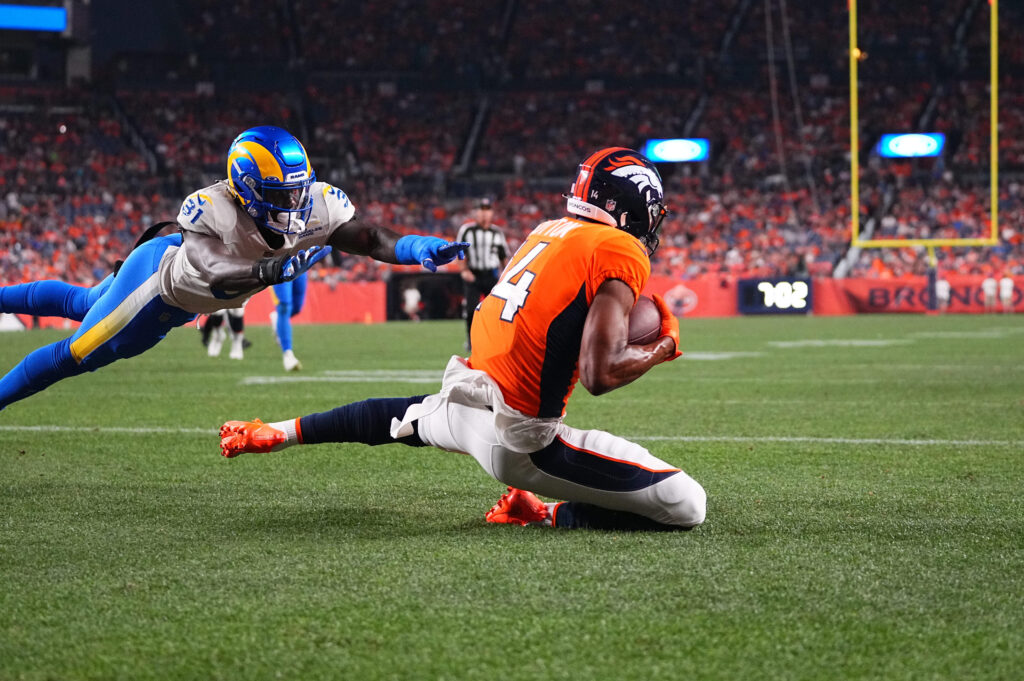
left=457, top=197, right=509, bottom=350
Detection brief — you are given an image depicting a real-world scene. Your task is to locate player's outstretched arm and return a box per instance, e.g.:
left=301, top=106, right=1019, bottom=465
left=579, top=279, right=677, bottom=396
left=183, top=232, right=331, bottom=292
left=328, top=218, right=468, bottom=271
left=183, top=231, right=267, bottom=291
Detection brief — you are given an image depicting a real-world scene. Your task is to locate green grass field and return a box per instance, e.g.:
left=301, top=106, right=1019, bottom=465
left=2, top=314, right=1022, bottom=680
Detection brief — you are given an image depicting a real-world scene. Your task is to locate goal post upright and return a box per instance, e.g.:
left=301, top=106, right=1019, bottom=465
left=849, top=0, right=860, bottom=245
left=990, top=0, right=999, bottom=243
left=848, top=0, right=999, bottom=252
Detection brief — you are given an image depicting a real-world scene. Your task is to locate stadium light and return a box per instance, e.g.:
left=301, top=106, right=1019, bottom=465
left=0, top=4, right=67, bottom=32
left=641, top=138, right=710, bottom=163
left=876, top=133, right=946, bottom=158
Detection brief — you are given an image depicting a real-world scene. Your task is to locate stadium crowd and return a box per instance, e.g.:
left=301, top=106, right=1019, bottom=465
left=2, top=0, right=1021, bottom=289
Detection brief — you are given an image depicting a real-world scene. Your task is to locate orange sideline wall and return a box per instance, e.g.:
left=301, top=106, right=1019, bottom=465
left=15, top=281, right=387, bottom=330
left=642, top=275, right=1024, bottom=317
left=246, top=281, right=386, bottom=324
left=811, top=276, right=1024, bottom=315
left=12, top=276, right=1024, bottom=330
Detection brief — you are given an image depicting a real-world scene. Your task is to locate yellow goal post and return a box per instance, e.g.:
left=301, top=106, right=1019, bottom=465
left=848, top=0, right=999, bottom=254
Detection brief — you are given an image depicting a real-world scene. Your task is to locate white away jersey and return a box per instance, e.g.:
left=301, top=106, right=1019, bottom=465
left=158, top=180, right=355, bottom=313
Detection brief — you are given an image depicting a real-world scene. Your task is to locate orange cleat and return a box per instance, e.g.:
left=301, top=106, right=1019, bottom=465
left=485, top=487, right=549, bottom=526
left=219, top=418, right=286, bottom=458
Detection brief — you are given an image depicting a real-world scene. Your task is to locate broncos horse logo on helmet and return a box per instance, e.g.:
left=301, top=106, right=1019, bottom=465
left=565, top=147, right=668, bottom=255
left=226, top=125, right=316, bottom=235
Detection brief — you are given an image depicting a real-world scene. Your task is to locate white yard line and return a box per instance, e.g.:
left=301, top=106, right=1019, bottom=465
left=1, top=425, right=1020, bottom=448
left=240, top=375, right=442, bottom=385
left=601, top=398, right=1014, bottom=408
left=767, top=339, right=912, bottom=348
left=629, top=435, right=1023, bottom=447
left=683, top=352, right=765, bottom=360
left=1, top=425, right=214, bottom=434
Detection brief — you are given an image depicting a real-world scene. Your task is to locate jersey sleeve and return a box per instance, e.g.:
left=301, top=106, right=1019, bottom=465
left=319, top=183, right=356, bottom=234
left=587, top=231, right=651, bottom=301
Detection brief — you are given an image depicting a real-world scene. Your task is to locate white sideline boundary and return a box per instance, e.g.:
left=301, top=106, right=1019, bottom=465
left=0, top=425, right=213, bottom=434
left=0, top=425, right=1020, bottom=448
left=629, top=435, right=1023, bottom=447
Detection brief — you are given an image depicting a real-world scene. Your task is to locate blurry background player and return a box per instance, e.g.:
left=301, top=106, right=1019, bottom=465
left=401, top=284, right=422, bottom=322
left=0, top=125, right=468, bottom=411
left=269, top=273, right=309, bottom=371
left=935, top=276, right=951, bottom=314
left=982, top=275, right=998, bottom=313
left=457, top=198, right=508, bottom=351
left=999, top=274, right=1015, bottom=313
left=220, top=148, right=706, bottom=532
left=204, top=305, right=248, bottom=360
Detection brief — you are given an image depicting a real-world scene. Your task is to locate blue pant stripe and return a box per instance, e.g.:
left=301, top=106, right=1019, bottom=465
left=529, top=437, right=680, bottom=492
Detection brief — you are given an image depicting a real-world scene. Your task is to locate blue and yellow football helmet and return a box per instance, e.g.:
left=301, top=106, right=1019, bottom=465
left=226, top=125, right=315, bottom=234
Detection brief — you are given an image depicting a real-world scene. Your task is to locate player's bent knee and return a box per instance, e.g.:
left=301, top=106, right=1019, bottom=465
left=656, top=475, right=707, bottom=527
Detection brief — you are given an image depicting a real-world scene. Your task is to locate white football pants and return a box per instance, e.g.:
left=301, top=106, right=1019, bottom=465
left=415, top=401, right=706, bottom=527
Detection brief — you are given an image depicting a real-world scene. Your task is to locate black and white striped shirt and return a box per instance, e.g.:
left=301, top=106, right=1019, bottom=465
left=456, top=222, right=509, bottom=274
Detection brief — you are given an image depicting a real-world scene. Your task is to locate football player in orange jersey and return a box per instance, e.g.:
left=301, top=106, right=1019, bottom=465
left=220, top=148, right=706, bottom=531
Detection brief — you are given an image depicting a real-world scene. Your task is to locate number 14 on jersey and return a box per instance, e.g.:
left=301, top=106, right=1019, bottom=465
left=490, top=241, right=549, bottom=322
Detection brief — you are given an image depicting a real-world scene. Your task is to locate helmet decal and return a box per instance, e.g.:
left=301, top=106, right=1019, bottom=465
left=609, top=163, right=663, bottom=199
left=230, top=141, right=285, bottom=182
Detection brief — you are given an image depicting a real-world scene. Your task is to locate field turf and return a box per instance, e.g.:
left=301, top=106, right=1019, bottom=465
left=1, top=314, right=1022, bottom=680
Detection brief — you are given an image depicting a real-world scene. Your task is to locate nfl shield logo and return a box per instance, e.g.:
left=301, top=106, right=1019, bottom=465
left=605, top=199, right=617, bottom=212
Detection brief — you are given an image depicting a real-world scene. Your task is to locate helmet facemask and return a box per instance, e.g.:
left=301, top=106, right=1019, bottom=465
left=259, top=177, right=315, bottom=234
left=628, top=198, right=667, bottom=256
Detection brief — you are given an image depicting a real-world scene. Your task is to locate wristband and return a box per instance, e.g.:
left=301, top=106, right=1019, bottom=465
left=394, top=235, right=423, bottom=265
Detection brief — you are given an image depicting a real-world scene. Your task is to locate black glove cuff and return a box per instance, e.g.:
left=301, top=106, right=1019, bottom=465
left=255, top=257, right=282, bottom=285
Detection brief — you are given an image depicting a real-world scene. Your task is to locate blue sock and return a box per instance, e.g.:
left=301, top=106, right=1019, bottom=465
left=0, top=337, right=85, bottom=410
left=275, top=303, right=293, bottom=351
left=299, top=396, right=429, bottom=447
left=550, top=502, right=687, bottom=531
left=0, top=277, right=111, bottom=322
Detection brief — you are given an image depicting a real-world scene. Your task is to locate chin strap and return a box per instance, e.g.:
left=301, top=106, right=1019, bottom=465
left=565, top=196, right=618, bottom=227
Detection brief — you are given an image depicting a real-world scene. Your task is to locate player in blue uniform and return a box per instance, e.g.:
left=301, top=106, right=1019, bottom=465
left=0, top=126, right=468, bottom=411
left=270, top=273, right=309, bottom=371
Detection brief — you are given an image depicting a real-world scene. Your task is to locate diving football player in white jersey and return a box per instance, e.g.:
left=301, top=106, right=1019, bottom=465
left=0, top=125, right=468, bottom=410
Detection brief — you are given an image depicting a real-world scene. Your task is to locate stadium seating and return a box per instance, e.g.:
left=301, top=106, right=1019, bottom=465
left=1, top=0, right=1021, bottom=288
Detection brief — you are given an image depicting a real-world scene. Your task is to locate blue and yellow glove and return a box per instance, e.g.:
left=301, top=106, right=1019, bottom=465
left=395, top=236, right=470, bottom=272
left=255, top=245, right=333, bottom=285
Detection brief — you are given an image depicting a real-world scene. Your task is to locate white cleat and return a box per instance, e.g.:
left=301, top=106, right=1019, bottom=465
left=229, top=334, right=245, bottom=360
left=207, top=327, right=225, bottom=357
left=282, top=349, right=302, bottom=372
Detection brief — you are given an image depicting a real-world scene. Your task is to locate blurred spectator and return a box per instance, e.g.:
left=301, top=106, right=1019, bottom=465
left=2, top=0, right=1021, bottom=288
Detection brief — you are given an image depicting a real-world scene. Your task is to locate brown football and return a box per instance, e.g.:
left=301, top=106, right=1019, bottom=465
left=628, top=295, right=663, bottom=345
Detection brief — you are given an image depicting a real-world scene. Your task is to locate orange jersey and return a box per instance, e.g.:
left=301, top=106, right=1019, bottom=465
left=469, top=217, right=651, bottom=418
